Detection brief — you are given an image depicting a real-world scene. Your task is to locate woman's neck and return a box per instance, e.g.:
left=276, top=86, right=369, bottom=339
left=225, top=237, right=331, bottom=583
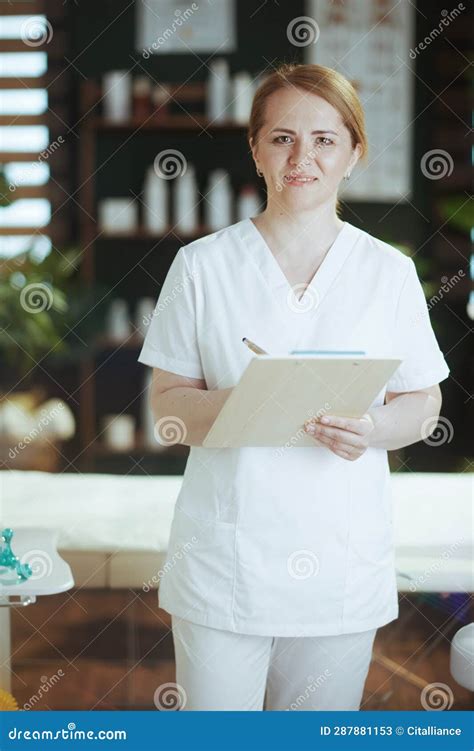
left=252, top=203, right=344, bottom=257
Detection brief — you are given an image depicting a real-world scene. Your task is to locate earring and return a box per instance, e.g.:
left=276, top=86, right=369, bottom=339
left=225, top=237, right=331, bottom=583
left=343, top=171, right=351, bottom=181
left=256, top=167, right=264, bottom=177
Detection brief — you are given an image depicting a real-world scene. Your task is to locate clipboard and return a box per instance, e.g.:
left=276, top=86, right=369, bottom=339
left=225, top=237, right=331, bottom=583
left=202, top=354, right=401, bottom=448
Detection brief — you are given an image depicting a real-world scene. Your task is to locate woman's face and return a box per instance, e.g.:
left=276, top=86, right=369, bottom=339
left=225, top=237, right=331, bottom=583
left=250, top=86, right=362, bottom=211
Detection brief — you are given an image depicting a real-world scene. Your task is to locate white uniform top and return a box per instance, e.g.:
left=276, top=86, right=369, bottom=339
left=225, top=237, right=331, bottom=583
left=138, top=218, right=450, bottom=637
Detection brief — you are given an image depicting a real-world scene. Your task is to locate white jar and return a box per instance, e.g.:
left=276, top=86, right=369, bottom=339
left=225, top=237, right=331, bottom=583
left=173, top=165, right=199, bottom=234
left=231, top=71, right=253, bottom=124
left=102, top=70, right=132, bottom=122
left=236, top=184, right=261, bottom=221
left=102, top=414, right=135, bottom=451
left=135, top=297, right=155, bottom=340
left=206, top=58, right=230, bottom=123
left=204, top=169, right=232, bottom=230
left=98, top=198, right=138, bottom=234
left=143, top=165, right=168, bottom=233
left=105, top=299, right=131, bottom=342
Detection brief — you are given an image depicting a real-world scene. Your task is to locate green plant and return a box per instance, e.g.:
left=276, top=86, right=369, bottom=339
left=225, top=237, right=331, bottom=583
left=0, top=246, right=109, bottom=380
left=0, top=165, right=13, bottom=208
left=437, top=195, right=473, bottom=234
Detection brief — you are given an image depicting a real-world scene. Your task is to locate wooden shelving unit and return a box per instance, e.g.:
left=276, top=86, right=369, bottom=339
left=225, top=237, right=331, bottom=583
left=92, top=115, right=247, bottom=133
left=76, top=80, right=257, bottom=473
left=95, top=225, right=215, bottom=242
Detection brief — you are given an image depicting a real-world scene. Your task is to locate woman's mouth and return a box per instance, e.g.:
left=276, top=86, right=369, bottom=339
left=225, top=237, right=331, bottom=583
left=283, top=175, right=318, bottom=186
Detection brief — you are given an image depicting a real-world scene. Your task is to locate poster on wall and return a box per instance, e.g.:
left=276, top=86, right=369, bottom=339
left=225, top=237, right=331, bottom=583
left=306, top=0, right=415, bottom=202
left=136, top=0, right=236, bottom=55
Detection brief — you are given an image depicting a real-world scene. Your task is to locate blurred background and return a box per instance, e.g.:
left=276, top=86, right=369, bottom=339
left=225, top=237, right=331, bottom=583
left=0, top=0, right=472, bottom=713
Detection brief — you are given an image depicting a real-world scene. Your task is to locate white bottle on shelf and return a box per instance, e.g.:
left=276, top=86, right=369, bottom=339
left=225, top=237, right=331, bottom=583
left=105, top=299, right=131, bottom=342
left=204, top=169, right=232, bottom=230
left=206, top=58, right=230, bottom=123
left=135, top=297, right=155, bottom=339
left=231, top=72, right=253, bottom=124
left=236, top=184, right=261, bottom=221
left=102, top=414, right=135, bottom=451
left=102, top=70, right=132, bottom=122
left=143, top=165, right=168, bottom=234
left=173, top=165, right=199, bottom=234
left=98, top=198, right=138, bottom=234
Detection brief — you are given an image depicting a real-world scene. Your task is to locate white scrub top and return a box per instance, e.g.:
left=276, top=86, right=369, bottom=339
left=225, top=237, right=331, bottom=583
left=137, top=218, right=450, bottom=637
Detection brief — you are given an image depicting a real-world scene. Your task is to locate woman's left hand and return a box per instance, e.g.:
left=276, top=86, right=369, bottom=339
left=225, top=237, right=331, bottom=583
left=303, top=413, right=376, bottom=461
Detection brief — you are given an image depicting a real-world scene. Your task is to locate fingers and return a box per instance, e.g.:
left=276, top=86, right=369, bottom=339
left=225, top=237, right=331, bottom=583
left=306, top=422, right=363, bottom=450
left=303, top=418, right=366, bottom=460
left=317, top=414, right=374, bottom=436
left=305, top=434, right=327, bottom=448
left=317, top=434, right=363, bottom=460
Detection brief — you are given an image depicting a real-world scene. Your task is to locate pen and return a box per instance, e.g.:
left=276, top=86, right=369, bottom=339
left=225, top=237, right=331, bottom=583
left=242, top=337, right=268, bottom=355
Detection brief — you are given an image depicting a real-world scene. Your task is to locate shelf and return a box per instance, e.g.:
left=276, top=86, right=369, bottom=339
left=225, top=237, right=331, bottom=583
left=94, top=335, right=144, bottom=352
left=96, top=226, right=216, bottom=242
left=91, top=115, right=248, bottom=133
left=76, top=79, right=251, bottom=473
left=0, top=226, right=49, bottom=236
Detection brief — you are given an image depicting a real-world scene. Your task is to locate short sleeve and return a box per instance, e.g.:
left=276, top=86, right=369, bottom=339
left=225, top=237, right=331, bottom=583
left=385, top=258, right=450, bottom=392
left=137, top=247, right=204, bottom=379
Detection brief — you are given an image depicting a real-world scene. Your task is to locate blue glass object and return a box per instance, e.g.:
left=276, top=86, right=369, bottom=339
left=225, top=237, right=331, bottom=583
left=0, top=528, right=33, bottom=585
left=290, top=350, right=366, bottom=355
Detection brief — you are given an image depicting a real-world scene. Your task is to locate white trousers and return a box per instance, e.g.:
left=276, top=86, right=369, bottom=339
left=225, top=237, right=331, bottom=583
left=171, top=616, right=377, bottom=711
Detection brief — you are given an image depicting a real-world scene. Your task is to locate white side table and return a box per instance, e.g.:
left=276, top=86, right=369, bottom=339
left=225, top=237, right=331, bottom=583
left=0, top=528, right=74, bottom=692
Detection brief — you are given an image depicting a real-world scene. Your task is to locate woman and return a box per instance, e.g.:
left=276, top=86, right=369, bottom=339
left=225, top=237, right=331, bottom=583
left=138, top=64, right=449, bottom=711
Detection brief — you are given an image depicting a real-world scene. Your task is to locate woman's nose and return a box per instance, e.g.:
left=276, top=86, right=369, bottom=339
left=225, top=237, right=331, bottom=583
left=289, top=141, right=314, bottom=168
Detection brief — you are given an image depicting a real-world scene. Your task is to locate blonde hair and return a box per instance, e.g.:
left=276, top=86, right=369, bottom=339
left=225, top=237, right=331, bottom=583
left=248, top=63, right=368, bottom=211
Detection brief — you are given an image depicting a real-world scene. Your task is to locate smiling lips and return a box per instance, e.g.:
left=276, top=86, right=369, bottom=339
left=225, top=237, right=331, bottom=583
left=284, top=174, right=318, bottom=185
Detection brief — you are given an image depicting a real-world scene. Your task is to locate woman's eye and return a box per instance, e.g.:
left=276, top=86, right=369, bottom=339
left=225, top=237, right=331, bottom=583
left=316, top=137, right=333, bottom=146
left=273, top=135, right=333, bottom=146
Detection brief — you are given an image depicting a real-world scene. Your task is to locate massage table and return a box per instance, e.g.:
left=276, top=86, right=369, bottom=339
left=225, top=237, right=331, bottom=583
left=1, top=470, right=472, bottom=694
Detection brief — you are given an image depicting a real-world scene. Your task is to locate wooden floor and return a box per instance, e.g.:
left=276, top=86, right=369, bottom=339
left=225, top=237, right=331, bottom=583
left=10, top=590, right=473, bottom=711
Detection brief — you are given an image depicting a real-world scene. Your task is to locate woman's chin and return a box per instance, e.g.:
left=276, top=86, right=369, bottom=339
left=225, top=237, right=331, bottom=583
left=275, top=191, right=326, bottom=208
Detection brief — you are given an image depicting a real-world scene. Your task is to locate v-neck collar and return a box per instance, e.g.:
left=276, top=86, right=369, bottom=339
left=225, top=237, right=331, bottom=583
left=240, top=217, right=359, bottom=313
left=237, top=217, right=361, bottom=352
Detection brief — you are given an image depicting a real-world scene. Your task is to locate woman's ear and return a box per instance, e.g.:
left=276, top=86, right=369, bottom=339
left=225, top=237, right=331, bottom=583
left=349, top=142, right=363, bottom=171
left=249, top=136, right=258, bottom=164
